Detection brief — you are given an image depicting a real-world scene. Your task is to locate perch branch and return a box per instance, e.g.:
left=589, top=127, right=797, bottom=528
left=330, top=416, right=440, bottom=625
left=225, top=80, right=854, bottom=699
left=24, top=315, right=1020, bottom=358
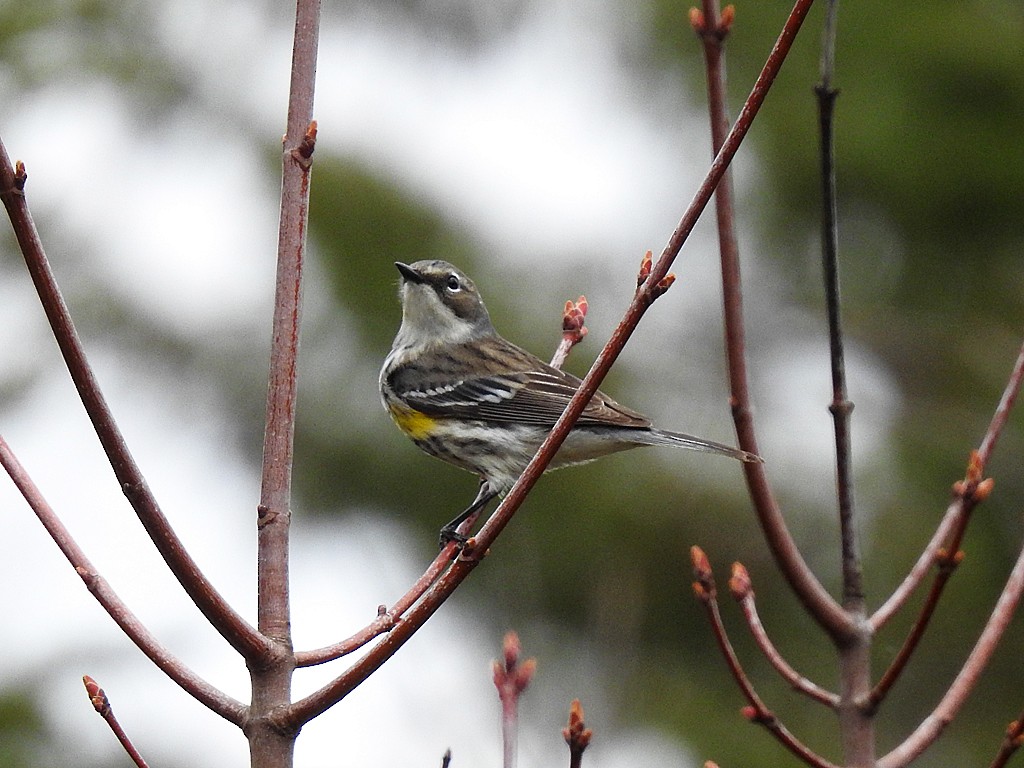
left=0, top=437, right=246, bottom=724
left=0, top=142, right=272, bottom=664
left=466, top=0, right=817, bottom=563
left=815, top=0, right=862, bottom=608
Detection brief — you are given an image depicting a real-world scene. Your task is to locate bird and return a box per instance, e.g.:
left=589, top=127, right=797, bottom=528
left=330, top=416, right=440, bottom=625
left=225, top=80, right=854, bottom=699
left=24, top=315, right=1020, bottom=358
left=379, top=259, right=760, bottom=543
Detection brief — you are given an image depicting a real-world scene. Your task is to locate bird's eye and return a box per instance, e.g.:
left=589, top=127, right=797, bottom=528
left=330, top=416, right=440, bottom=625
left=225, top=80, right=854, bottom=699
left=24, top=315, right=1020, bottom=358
left=446, top=275, right=461, bottom=292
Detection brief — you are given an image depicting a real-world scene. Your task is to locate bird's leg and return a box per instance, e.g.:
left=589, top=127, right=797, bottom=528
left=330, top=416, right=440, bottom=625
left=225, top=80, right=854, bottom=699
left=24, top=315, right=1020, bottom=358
left=439, top=479, right=498, bottom=546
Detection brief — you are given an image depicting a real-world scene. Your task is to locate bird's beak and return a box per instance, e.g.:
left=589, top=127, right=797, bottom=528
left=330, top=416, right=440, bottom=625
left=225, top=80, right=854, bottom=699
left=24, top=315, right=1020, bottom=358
left=395, top=262, right=424, bottom=284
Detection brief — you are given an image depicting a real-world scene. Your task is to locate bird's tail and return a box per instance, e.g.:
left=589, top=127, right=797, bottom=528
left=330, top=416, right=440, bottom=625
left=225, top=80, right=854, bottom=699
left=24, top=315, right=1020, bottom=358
left=644, top=427, right=762, bottom=463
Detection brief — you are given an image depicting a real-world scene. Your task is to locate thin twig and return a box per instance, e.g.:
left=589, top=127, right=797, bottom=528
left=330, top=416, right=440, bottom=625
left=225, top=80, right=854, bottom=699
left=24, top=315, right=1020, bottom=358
left=989, top=711, right=1024, bottom=768
left=0, top=142, right=272, bottom=664
left=868, top=464, right=994, bottom=710
left=694, top=0, right=851, bottom=642
left=872, top=341, right=1024, bottom=631
left=691, top=548, right=841, bottom=768
left=877, top=533, right=1024, bottom=768
left=729, top=563, right=839, bottom=708
left=493, top=632, right=536, bottom=768
left=83, top=675, right=151, bottom=768
left=0, top=437, right=246, bottom=724
left=870, top=498, right=966, bottom=631
left=563, top=699, right=593, bottom=768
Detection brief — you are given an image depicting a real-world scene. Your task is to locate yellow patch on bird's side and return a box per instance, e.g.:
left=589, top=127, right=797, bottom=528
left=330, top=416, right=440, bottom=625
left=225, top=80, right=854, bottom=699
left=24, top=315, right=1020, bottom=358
left=388, top=405, right=437, bottom=440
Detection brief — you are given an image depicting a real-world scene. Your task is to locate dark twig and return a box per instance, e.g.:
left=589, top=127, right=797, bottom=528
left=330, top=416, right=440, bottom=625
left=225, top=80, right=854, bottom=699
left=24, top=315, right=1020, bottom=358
left=811, top=4, right=877, bottom=764
left=0, top=141, right=272, bottom=664
left=869, top=342, right=1024, bottom=700
left=878, top=534, right=1024, bottom=768
left=563, top=699, right=593, bottom=768
left=990, top=712, right=1024, bottom=768
left=815, top=0, right=861, bottom=610
left=693, top=0, right=851, bottom=642
left=0, top=437, right=246, bottom=724
left=83, top=675, right=151, bottom=768
left=493, top=631, right=536, bottom=768
left=441, top=748, right=453, bottom=768
left=691, top=548, right=840, bottom=768
left=729, top=563, right=839, bottom=708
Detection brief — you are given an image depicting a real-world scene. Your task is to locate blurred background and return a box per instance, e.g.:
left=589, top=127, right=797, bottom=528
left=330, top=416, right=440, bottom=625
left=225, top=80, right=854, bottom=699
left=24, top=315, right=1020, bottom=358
left=0, top=0, right=1022, bottom=766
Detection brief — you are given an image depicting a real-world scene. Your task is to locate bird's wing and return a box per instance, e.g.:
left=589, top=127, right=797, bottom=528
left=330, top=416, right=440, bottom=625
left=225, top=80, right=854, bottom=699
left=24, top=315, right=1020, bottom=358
left=395, top=365, right=653, bottom=429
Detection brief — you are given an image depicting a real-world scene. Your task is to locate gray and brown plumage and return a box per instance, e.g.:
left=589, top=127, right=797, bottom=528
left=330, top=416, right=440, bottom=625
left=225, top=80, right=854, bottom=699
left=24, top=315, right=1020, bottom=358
left=380, top=260, right=759, bottom=541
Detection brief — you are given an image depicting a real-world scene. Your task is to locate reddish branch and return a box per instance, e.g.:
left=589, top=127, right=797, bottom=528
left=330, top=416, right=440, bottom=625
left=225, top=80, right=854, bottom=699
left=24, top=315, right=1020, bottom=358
left=694, top=0, right=852, bottom=643
left=878, top=537, right=1024, bottom=768
left=691, top=548, right=840, bottom=768
left=729, top=563, right=839, bottom=708
left=0, top=437, right=245, bottom=724
left=83, top=675, right=151, bottom=768
left=990, top=713, right=1024, bottom=768
left=0, top=141, right=272, bottom=664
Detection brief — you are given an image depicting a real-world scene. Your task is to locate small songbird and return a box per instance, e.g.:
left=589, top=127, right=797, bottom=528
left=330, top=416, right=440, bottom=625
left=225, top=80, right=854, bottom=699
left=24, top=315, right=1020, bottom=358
left=379, top=260, right=759, bottom=543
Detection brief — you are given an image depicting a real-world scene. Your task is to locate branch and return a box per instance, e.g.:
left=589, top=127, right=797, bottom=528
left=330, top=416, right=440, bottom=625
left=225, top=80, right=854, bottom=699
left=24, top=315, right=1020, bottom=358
left=549, top=295, right=589, bottom=369
left=729, top=563, right=839, bottom=708
left=990, top=712, right=1024, bottom=768
left=83, top=675, right=151, bottom=768
left=877, top=533, right=1024, bottom=768
left=693, top=0, right=851, bottom=642
left=691, top=548, right=840, bottom=768
left=872, top=341, right=1024, bottom=630
left=0, top=436, right=246, bottom=724
left=0, top=143, right=272, bottom=664
left=867, top=464, right=994, bottom=709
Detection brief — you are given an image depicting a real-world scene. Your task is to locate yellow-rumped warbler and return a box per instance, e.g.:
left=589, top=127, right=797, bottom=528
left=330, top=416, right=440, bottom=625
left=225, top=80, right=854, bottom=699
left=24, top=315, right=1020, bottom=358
left=380, top=260, right=760, bottom=542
